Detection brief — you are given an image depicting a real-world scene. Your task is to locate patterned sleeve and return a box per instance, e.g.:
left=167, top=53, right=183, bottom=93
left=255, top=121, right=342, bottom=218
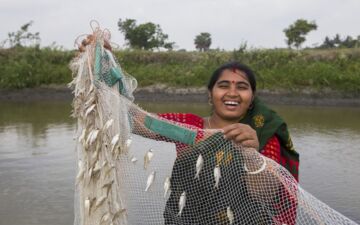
left=261, top=135, right=299, bottom=182
left=261, top=135, right=281, bottom=162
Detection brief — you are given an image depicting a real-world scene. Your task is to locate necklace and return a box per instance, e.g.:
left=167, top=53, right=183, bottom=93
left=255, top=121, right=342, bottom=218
left=207, top=117, right=212, bottom=129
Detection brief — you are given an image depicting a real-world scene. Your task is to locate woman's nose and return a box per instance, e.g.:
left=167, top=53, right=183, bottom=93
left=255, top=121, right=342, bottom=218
left=227, top=85, right=238, bottom=96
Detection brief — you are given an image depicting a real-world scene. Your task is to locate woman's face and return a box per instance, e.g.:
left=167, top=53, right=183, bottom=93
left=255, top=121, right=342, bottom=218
left=209, top=69, right=254, bottom=121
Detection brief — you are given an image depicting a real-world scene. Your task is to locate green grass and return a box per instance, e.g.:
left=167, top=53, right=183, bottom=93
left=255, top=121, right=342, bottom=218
left=1, top=47, right=360, bottom=95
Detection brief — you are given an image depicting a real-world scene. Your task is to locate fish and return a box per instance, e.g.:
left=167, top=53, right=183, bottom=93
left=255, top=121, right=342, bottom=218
left=227, top=206, right=234, bottom=224
left=91, top=148, right=100, bottom=161
left=110, top=134, right=120, bottom=152
left=86, top=129, right=99, bottom=146
left=87, top=84, right=94, bottom=96
left=100, top=212, right=111, bottom=224
left=102, top=180, right=114, bottom=196
left=84, top=104, right=96, bottom=117
left=144, top=148, right=154, bottom=169
left=214, top=165, right=221, bottom=189
left=84, top=197, right=96, bottom=216
left=84, top=94, right=96, bottom=107
left=102, top=119, right=114, bottom=130
left=94, top=195, right=107, bottom=210
left=164, top=177, right=171, bottom=198
left=112, top=208, right=127, bottom=221
left=145, top=171, right=156, bottom=192
left=84, top=198, right=90, bottom=215
left=178, top=191, right=186, bottom=216
left=88, top=167, right=93, bottom=182
left=195, top=154, right=204, bottom=179
left=105, top=164, right=115, bottom=177
left=126, top=138, right=132, bottom=148
left=130, top=156, right=138, bottom=163
left=78, top=128, right=86, bottom=143
left=93, top=160, right=101, bottom=173
left=75, top=160, right=85, bottom=184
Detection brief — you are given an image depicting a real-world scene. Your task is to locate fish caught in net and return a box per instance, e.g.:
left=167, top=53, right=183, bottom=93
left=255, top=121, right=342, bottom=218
left=69, top=23, right=358, bottom=225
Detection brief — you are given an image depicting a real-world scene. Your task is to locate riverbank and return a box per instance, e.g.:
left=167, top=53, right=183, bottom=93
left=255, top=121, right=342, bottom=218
left=1, top=85, right=360, bottom=107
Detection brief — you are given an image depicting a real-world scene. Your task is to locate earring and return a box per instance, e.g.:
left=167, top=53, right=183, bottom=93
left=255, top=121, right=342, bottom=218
left=208, top=98, right=213, bottom=106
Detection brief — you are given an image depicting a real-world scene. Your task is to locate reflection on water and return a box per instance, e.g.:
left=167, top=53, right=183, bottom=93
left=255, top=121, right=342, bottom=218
left=0, top=100, right=359, bottom=225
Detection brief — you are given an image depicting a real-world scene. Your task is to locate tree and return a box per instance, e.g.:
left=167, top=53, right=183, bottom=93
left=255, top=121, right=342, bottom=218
left=2, top=21, right=41, bottom=48
left=117, top=19, right=175, bottom=50
left=283, top=19, right=317, bottom=49
left=318, top=34, right=360, bottom=49
left=194, top=32, right=212, bottom=51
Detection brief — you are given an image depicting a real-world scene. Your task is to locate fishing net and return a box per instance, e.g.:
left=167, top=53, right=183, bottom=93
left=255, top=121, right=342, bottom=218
left=69, top=24, right=358, bottom=225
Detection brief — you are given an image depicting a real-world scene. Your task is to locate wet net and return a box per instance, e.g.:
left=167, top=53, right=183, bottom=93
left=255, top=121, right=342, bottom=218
left=69, top=24, right=358, bottom=225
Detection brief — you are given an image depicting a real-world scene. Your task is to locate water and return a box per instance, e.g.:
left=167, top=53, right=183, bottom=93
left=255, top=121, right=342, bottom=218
left=0, top=101, right=359, bottom=225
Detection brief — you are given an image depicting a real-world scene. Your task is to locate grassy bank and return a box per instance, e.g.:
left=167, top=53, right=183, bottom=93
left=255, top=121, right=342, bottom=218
left=1, top=47, right=360, bottom=96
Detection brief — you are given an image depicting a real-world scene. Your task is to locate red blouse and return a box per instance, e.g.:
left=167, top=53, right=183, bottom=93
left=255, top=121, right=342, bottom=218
left=158, top=112, right=297, bottom=225
left=158, top=112, right=281, bottom=163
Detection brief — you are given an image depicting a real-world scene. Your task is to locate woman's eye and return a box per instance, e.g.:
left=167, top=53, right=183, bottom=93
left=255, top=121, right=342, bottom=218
left=237, top=85, right=248, bottom=90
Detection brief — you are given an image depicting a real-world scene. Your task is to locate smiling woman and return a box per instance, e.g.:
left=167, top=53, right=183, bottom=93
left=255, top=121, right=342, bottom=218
left=160, top=62, right=300, bottom=224
left=160, top=62, right=299, bottom=181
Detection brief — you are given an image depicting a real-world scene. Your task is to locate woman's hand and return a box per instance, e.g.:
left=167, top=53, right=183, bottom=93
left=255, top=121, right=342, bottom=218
left=222, top=123, right=259, bottom=150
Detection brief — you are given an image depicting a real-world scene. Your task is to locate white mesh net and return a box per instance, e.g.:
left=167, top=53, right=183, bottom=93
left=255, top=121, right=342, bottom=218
left=69, top=26, right=358, bottom=225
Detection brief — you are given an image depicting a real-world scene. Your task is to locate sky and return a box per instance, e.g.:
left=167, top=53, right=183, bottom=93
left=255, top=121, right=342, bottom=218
left=1, top=0, right=359, bottom=50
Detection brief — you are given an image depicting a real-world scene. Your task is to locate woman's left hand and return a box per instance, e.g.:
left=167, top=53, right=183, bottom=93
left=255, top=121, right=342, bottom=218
left=222, top=123, right=259, bottom=150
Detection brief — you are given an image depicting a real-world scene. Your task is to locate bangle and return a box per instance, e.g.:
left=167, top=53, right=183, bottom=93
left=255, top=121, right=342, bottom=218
left=244, top=155, right=267, bottom=175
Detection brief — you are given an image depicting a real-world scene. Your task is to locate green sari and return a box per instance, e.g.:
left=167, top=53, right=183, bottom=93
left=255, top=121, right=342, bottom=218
left=239, top=97, right=300, bottom=180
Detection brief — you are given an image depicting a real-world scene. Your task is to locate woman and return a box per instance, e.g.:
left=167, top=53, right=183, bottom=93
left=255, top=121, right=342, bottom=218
left=159, top=62, right=299, bottom=181
left=161, top=62, right=299, bottom=225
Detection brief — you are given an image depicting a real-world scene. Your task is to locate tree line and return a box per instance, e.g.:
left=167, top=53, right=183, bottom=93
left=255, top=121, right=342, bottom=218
left=2, top=19, right=360, bottom=51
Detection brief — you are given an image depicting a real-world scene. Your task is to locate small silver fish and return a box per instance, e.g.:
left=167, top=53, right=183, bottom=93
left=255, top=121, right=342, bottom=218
left=214, top=165, right=221, bottom=189
left=102, top=119, right=114, bottom=130
left=94, top=195, right=107, bottom=209
left=93, top=160, right=101, bottom=173
left=100, top=212, right=111, bottom=223
left=145, top=171, right=156, bottom=192
left=227, top=206, right=234, bottom=224
left=112, top=208, right=127, bottom=221
left=163, top=177, right=171, bottom=198
left=87, top=84, right=94, bottom=96
left=84, top=104, right=96, bottom=117
left=84, top=94, right=96, bottom=107
left=126, top=138, right=132, bottom=148
left=178, top=191, right=186, bottom=216
left=75, top=160, right=85, bottom=184
left=86, top=129, right=99, bottom=146
left=84, top=198, right=90, bottom=215
left=111, top=134, right=120, bottom=152
left=130, top=156, right=138, bottom=163
left=195, top=154, right=204, bottom=179
left=143, top=148, right=154, bottom=169
left=78, top=128, right=86, bottom=143
left=102, top=180, right=114, bottom=196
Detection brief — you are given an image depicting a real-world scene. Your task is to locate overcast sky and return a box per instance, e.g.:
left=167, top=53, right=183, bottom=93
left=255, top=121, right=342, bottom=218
left=1, top=0, right=359, bottom=50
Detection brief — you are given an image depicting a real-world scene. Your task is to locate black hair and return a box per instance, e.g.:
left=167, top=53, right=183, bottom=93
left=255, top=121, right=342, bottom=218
left=207, top=62, right=256, bottom=93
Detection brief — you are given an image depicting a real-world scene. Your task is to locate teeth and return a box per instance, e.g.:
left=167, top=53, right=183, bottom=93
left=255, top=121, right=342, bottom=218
left=224, top=101, right=239, bottom=106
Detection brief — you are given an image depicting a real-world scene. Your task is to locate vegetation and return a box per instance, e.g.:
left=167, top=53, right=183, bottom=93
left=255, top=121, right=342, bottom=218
left=0, top=47, right=74, bottom=88
left=194, top=32, right=212, bottom=52
left=117, top=18, right=175, bottom=50
left=1, top=21, right=40, bottom=48
left=284, top=19, right=317, bottom=49
left=318, top=34, right=360, bottom=49
left=1, top=47, right=360, bottom=96
left=1, top=20, right=360, bottom=97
